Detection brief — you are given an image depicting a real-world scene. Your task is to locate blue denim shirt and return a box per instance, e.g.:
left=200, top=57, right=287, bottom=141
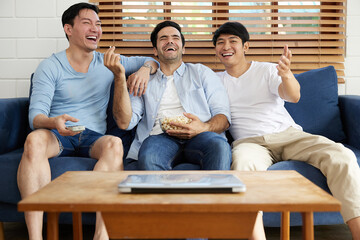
left=126, top=62, right=231, bottom=160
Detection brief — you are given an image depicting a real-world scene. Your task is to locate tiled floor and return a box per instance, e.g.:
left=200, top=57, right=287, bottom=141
left=2, top=221, right=353, bottom=240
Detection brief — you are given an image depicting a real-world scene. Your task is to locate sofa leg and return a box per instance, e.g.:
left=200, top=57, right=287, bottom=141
left=0, top=221, right=4, bottom=240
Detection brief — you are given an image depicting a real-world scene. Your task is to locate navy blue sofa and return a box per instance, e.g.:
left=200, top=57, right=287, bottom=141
left=0, top=66, right=359, bottom=229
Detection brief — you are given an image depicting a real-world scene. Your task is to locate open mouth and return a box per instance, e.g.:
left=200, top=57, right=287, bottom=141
left=86, top=36, right=97, bottom=43
left=165, top=47, right=176, bottom=52
left=222, top=53, right=234, bottom=57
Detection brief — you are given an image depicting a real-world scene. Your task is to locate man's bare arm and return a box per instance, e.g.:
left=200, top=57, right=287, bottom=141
left=33, top=114, right=80, bottom=136
left=277, top=45, right=301, bottom=103
left=104, top=46, right=132, bottom=129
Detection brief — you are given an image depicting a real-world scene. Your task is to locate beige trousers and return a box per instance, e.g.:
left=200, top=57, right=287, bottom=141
left=231, top=127, right=360, bottom=222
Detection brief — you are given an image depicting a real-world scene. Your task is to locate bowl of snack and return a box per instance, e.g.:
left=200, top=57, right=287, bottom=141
left=160, top=115, right=192, bottom=131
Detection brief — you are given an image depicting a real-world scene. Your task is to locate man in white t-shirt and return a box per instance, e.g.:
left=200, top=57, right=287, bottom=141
left=213, top=21, right=360, bottom=240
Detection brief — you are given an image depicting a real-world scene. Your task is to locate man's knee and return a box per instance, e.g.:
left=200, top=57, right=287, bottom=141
left=138, top=152, right=168, bottom=170
left=197, top=132, right=230, bottom=152
left=195, top=133, right=231, bottom=170
left=323, top=143, right=358, bottom=170
left=101, top=136, right=124, bottom=160
left=231, top=143, right=271, bottom=171
left=209, top=137, right=231, bottom=163
left=95, top=136, right=124, bottom=169
left=138, top=135, right=175, bottom=170
left=23, top=130, right=53, bottom=160
left=232, top=145, right=251, bottom=169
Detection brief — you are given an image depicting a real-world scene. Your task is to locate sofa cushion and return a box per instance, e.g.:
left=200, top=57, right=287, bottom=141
left=0, top=148, right=97, bottom=205
left=0, top=149, right=23, bottom=204
left=285, top=66, right=346, bottom=143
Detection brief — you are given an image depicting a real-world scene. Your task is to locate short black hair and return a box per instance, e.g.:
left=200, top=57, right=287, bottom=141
left=62, top=2, right=99, bottom=39
left=150, top=21, right=185, bottom=48
left=212, top=22, right=250, bottom=46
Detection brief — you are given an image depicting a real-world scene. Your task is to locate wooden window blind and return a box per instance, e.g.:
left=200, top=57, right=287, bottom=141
left=90, top=0, right=346, bottom=83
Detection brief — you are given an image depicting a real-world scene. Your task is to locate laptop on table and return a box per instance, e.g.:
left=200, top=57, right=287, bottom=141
left=118, top=173, right=246, bottom=193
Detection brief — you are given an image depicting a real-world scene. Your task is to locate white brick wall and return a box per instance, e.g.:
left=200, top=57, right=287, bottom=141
left=345, top=0, right=360, bottom=95
left=0, top=0, right=14, bottom=18
left=0, top=0, right=82, bottom=98
left=0, top=0, right=359, bottom=98
left=16, top=0, right=56, bottom=18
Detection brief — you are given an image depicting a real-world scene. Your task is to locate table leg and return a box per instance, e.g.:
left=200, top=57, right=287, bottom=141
left=47, top=212, right=59, bottom=240
left=301, top=212, right=314, bottom=240
left=72, top=212, right=83, bottom=240
left=281, top=211, right=290, bottom=240
left=0, top=221, right=4, bottom=240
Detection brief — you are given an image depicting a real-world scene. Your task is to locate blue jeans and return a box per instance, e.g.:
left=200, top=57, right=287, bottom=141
left=137, top=132, right=231, bottom=170
left=51, top=128, right=103, bottom=157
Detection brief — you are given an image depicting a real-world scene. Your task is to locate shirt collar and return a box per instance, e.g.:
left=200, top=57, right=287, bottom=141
left=155, top=62, right=186, bottom=81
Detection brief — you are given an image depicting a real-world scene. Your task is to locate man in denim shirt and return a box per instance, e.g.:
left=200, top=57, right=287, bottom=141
left=106, top=21, right=231, bottom=170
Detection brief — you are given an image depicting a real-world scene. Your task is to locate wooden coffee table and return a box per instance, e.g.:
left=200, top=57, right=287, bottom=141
left=18, top=170, right=340, bottom=240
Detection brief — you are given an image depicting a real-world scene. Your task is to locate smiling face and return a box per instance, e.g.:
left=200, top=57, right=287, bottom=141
left=154, top=26, right=185, bottom=64
left=215, top=34, right=249, bottom=69
left=64, top=8, right=102, bottom=52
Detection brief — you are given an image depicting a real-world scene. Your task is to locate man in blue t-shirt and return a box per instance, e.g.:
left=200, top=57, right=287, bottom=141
left=17, top=3, right=157, bottom=240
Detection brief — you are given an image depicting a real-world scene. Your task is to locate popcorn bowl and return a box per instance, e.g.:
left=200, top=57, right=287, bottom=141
left=160, top=115, right=192, bottom=131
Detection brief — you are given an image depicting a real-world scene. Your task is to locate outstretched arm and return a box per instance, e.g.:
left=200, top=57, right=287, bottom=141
left=277, top=45, right=301, bottom=103
left=104, top=46, right=132, bottom=129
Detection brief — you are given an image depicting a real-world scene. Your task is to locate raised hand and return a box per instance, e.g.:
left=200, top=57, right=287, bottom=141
left=104, top=46, right=125, bottom=80
left=276, top=44, right=293, bottom=80
left=277, top=44, right=301, bottom=103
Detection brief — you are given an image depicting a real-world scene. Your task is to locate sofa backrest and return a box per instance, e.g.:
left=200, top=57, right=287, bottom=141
left=285, top=66, right=346, bottom=143
left=0, top=98, right=30, bottom=154
left=106, top=66, right=346, bottom=146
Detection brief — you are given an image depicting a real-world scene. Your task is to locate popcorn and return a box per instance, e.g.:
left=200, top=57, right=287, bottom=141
left=160, top=115, right=192, bottom=131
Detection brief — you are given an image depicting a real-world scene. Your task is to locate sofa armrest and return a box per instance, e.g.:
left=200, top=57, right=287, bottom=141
left=0, top=98, right=30, bottom=155
left=339, top=95, right=360, bottom=149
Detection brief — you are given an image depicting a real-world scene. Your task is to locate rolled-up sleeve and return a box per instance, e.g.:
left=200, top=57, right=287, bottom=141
left=126, top=94, right=144, bottom=130
left=201, top=66, right=231, bottom=126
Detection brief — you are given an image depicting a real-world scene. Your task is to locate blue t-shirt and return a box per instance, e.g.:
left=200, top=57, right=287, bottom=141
left=29, top=50, right=153, bottom=134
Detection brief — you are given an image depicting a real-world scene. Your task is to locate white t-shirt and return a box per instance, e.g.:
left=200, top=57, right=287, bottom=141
left=150, top=75, right=186, bottom=135
left=217, top=61, right=301, bottom=141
